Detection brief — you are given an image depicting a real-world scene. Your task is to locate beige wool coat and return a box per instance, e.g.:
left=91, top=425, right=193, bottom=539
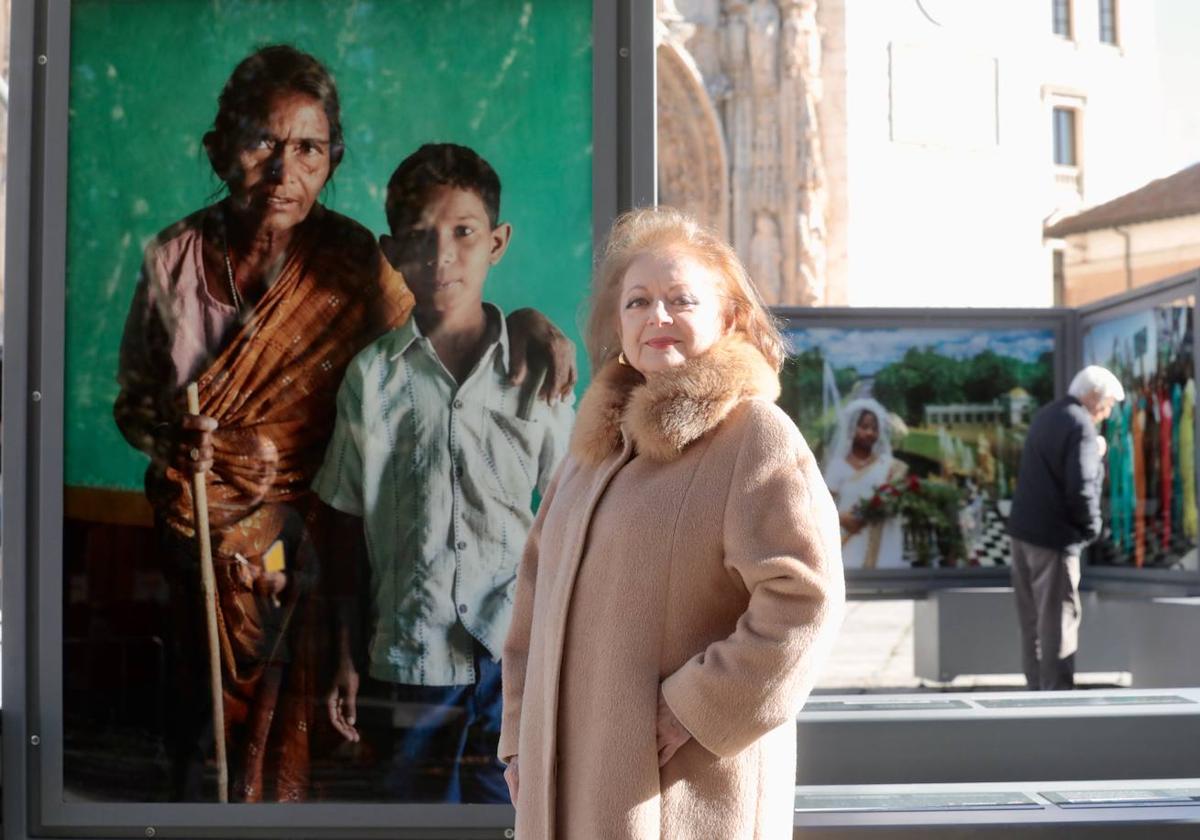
left=499, top=336, right=846, bottom=840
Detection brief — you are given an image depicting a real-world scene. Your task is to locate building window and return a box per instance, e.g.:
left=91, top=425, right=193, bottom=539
left=1053, top=0, right=1072, bottom=38
left=1099, top=0, right=1118, bottom=45
left=1053, top=107, right=1077, bottom=166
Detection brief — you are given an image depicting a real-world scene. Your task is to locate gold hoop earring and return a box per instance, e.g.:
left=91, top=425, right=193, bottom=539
left=618, top=352, right=629, bottom=366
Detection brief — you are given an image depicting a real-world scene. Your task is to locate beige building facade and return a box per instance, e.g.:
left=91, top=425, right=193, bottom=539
left=1045, top=163, right=1200, bottom=306
left=658, top=0, right=1169, bottom=308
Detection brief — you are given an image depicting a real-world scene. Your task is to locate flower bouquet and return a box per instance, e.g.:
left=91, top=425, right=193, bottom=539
left=853, top=480, right=904, bottom=524
left=854, top=475, right=965, bottom=566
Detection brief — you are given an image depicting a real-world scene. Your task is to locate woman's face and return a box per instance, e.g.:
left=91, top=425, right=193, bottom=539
left=618, top=249, right=729, bottom=375
left=229, top=92, right=332, bottom=234
left=853, top=410, right=879, bottom=451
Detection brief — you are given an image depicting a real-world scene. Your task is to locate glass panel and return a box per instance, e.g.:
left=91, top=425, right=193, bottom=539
left=1053, top=107, right=1077, bottom=166
left=794, top=791, right=1041, bottom=812
left=803, top=699, right=972, bottom=712
left=1053, top=0, right=1073, bottom=37
left=63, top=0, right=592, bottom=804
left=1040, top=788, right=1200, bottom=806
left=976, top=694, right=1195, bottom=708
left=1081, top=297, right=1197, bottom=571
left=1099, top=0, right=1118, bottom=44
left=779, top=325, right=1056, bottom=571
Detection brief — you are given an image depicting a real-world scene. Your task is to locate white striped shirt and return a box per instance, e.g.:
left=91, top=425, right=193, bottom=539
left=313, top=304, right=573, bottom=685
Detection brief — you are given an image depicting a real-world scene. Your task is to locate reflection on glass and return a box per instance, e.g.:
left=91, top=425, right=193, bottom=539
left=63, top=0, right=591, bottom=804
left=779, top=326, right=1056, bottom=569
left=1082, top=297, right=1198, bottom=570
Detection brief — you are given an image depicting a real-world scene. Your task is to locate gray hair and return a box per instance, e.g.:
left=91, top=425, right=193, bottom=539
left=1067, top=365, right=1125, bottom=402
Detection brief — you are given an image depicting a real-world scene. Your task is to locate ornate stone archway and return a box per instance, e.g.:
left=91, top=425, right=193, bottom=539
left=656, top=38, right=730, bottom=238
left=655, top=0, right=833, bottom=306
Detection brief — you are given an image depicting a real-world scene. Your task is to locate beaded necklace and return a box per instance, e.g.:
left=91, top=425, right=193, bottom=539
left=221, top=237, right=243, bottom=311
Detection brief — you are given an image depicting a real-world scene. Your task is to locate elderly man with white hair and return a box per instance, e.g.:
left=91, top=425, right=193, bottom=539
left=1008, top=365, right=1125, bottom=690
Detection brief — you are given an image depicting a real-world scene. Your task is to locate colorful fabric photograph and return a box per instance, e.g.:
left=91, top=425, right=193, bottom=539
left=1082, top=298, right=1198, bottom=571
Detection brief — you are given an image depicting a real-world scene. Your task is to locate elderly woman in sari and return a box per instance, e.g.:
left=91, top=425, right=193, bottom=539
left=823, top=398, right=908, bottom=569
left=114, top=44, right=573, bottom=802
left=500, top=207, right=844, bottom=839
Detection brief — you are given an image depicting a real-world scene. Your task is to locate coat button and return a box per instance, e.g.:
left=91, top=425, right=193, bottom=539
left=457, top=540, right=467, bottom=550
left=453, top=399, right=464, bottom=409
left=458, top=604, right=469, bottom=614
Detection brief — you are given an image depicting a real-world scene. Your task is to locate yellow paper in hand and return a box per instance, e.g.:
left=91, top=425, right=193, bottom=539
left=263, top=540, right=287, bottom=574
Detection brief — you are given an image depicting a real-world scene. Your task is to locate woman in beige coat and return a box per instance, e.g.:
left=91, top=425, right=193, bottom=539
left=499, top=207, right=845, bottom=839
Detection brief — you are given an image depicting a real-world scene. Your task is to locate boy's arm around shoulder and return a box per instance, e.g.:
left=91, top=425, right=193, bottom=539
left=506, top=308, right=577, bottom=403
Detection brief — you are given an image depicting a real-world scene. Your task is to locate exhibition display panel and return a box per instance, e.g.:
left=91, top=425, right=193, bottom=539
left=1080, top=279, right=1199, bottom=578
left=776, top=278, right=1200, bottom=593
left=4, top=0, right=653, bottom=835
left=4, top=1, right=1199, bottom=838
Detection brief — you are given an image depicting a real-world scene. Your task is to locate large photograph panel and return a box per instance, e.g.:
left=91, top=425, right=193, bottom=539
left=62, top=0, right=591, bottom=805
left=780, top=325, right=1055, bottom=570
left=1082, top=295, right=1199, bottom=571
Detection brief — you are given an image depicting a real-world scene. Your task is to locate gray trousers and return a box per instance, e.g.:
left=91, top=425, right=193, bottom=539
left=1010, top=537, right=1081, bottom=690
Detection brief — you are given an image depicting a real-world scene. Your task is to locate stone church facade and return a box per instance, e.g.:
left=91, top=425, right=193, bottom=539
left=656, top=0, right=846, bottom=306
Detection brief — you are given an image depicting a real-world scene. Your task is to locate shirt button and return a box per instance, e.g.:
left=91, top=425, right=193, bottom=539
left=453, top=399, right=464, bottom=409
left=457, top=540, right=467, bottom=550
left=458, top=604, right=469, bottom=615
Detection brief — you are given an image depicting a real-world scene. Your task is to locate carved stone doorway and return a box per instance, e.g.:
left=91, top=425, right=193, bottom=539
left=656, top=39, right=730, bottom=239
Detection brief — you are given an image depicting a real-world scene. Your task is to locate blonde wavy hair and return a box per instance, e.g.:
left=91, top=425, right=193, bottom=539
left=586, top=206, right=786, bottom=372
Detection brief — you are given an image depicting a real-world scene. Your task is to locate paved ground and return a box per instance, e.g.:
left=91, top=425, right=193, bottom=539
left=813, top=600, right=1131, bottom=693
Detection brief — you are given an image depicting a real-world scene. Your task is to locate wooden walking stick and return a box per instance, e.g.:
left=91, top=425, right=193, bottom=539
left=186, top=382, right=230, bottom=803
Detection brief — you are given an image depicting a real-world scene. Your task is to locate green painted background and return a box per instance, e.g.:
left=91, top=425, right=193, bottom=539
left=65, top=0, right=593, bottom=490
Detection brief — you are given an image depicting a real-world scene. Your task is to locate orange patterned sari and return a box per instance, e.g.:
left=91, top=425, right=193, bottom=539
left=147, top=206, right=413, bottom=800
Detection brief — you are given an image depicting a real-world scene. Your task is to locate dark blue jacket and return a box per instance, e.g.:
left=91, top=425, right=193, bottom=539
left=1008, top=396, right=1104, bottom=556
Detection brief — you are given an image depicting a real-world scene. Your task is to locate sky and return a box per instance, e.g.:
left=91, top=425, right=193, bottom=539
left=785, top=327, right=1056, bottom=375
left=1082, top=308, right=1157, bottom=376
left=1081, top=302, right=1192, bottom=378
left=1155, top=0, right=1200, bottom=172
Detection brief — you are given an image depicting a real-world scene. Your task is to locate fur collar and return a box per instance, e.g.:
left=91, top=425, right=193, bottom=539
left=571, top=336, right=781, bottom=465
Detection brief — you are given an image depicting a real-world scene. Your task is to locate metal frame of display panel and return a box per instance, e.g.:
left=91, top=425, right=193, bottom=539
left=1075, top=268, right=1200, bottom=592
left=1, top=1, right=657, bottom=837
left=7, top=3, right=1200, bottom=838
left=772, top=306, right=1076, bottom=596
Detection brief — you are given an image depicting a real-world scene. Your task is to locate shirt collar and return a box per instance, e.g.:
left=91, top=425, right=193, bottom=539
left=388, top=303, right=511, bottom=373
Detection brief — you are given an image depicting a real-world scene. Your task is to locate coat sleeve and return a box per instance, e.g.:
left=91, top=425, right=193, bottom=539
left=498, top=461, right=567, bottom=764
left=661, top=403, right=846, bottom=758
left=1063, top=416, right=1103, bottom=544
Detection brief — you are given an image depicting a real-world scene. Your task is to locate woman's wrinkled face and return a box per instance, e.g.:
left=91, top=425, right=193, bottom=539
left=229, top=92, right=331, bottom=233
left=853, top=410, right=880, bottom=451
left=618, top=249, right=729, bottom=375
